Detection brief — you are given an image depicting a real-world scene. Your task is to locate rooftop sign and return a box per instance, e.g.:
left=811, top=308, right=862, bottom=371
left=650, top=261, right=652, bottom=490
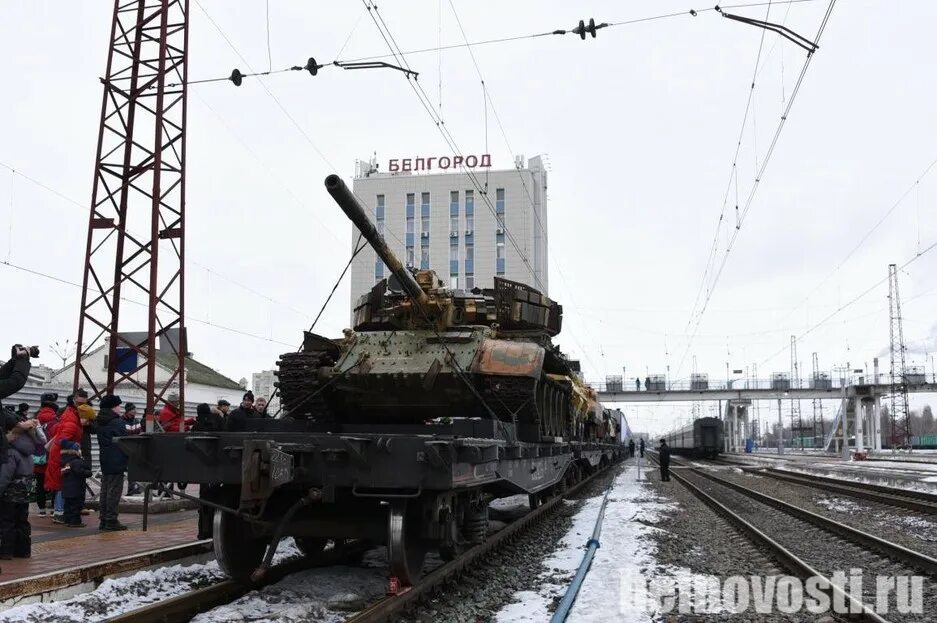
left=389, top=154, right=491, bottom=172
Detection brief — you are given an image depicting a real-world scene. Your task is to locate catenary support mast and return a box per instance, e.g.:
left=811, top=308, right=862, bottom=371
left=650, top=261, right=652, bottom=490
left=73, top=0, right=189, bottom=426
left=887, top=264, right=912, bottom=450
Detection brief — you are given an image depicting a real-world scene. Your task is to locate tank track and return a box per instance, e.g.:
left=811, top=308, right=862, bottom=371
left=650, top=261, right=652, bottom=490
left=275, top=351, right=333, bottom=419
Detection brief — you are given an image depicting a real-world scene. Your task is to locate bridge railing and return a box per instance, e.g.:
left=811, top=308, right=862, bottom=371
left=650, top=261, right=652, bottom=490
left=590, top=371, right=935, bottom=393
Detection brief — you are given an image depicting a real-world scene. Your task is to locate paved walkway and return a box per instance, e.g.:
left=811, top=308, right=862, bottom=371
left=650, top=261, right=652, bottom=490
left=0, top=508, right=200, bottom=583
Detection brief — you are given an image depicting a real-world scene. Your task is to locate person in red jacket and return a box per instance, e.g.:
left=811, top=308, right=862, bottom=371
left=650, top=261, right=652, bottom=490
left=157, top=393, right=193, bottom=433
left=45, top=389, right=86, bottom=524
left=33, top=393, right=59, bottom=516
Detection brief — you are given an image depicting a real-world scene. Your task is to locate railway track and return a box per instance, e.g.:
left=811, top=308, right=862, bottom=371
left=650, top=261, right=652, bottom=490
left=648, top=453, right=937, bottom=621
left=755, top=467, right=937, bottom=515
left=106, top=460, right=619, bottom=623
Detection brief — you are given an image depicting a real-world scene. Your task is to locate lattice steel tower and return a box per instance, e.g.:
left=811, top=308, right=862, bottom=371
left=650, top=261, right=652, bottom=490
left=887, top=264, right=913, bottom=448
left=811, top=351, right=824, bottom=448
left=74, top=0, right=189, bottom=420
left=790, top=335, right=803, bottom=448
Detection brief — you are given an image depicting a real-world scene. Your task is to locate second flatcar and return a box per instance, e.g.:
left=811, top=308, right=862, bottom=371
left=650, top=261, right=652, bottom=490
left=663, top=417, right=723, bottom=459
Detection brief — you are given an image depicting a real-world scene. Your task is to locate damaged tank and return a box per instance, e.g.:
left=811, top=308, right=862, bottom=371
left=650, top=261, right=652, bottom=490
left=121, top=174, right=623, bottom=587
left=277, top=174, right=600, bottom=445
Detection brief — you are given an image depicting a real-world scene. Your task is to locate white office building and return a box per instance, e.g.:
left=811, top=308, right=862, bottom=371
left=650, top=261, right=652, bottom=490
left=349, top=154, right=548, bottom=313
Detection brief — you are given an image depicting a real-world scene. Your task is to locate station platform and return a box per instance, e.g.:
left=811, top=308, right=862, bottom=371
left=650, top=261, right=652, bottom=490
left=0, top=506, right=206, bottom=602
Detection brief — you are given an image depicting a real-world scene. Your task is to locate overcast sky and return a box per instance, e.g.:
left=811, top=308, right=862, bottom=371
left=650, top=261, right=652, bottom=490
left=1, top=1, right=935, bottom=433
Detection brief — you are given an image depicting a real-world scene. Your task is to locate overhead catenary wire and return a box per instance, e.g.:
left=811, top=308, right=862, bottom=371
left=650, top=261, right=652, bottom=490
left=757, top=239, right=937, bottom=367
left=680, top=0, right=776, bottom=366
left=674, top=0, right=837, bottom=377
left=445, top=0, right=606, bottom=376
left=0, top=159, right=320, bottom=324
left=763, top=153, right=937, bottom=333
left=0, top=259, right=296, bottom=349
left=339, top=0, right=818, bottom=64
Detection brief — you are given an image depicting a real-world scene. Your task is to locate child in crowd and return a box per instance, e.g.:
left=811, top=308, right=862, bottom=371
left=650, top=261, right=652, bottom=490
left=59, top=440, right=92, bottom=527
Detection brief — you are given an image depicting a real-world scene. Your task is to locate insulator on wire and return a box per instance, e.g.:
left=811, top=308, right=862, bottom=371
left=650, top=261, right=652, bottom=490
left=229, top=69, right=243, bottom=87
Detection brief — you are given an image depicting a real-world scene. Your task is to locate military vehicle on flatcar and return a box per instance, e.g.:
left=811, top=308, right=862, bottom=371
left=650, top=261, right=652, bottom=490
left=121, top=174, right=622, bottom=585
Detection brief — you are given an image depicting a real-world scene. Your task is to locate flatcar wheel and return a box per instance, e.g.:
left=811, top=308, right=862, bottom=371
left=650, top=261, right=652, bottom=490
left=387, top=501, right=427, bottom=585
left=213, top=511, right=266, bottom=579
left=295, top=537, right=328, bottom=557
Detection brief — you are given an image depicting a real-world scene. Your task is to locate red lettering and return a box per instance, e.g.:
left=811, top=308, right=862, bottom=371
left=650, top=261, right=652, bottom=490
left=389, top=159, right=400, bottom=172
left=414, top=157, right=425, bottom=170
left=426, top=157, right=435, bottom=170
left=402, top=158, right=413, bottom=172
left=465, top=155, right=478, bottom=167
left=480, top=154, right=492, bottom=167
left=453, top=155, right=464, bottom=168
left=439, top=156, right=451, bottom=169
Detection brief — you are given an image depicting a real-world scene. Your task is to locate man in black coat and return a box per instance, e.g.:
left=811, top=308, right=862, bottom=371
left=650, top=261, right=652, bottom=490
left=95, top=395, right=129, bottom=531
left=628, top=438, right=635, bottom=458
left=192, top=403, right=225, bottom=539
left=639, top=438, right=646, bottom=458
left=658, top=438, right=671, bottom=482
left=225, top=391, right=259, bottom=432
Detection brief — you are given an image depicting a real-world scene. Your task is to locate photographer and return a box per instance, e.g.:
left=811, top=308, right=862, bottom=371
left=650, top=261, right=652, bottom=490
left=0, top=346, right=35, bottom=460
left=0, top=346, right=33, bottom=410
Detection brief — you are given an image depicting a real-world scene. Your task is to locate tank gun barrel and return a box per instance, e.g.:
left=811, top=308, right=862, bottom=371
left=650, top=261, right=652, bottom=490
left=325, top=174, right=430, bottom=307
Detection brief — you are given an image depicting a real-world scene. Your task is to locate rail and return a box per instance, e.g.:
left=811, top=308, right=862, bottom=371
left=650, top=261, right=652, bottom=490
left=647, top=452, right=887, bottom=621
left=107, top=541, right=373, bottom=623
left=345, top=459, right=621, bottom=623
left=756, top=467, right=937, bottom=515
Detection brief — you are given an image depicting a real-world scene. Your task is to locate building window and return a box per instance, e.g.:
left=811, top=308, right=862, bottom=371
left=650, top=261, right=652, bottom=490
left=450, top=190, right=459, bottom=236
left=495, top=188, right=505, bottom=275
left=465, top=274, right=474, bottom=290
left=405, top=193, right=415, bottom=266
left=420, top=245, right=430, bottom=269
left=465, top=242, right=474, bottom=275
left=375, top=195, right=386, bottom=281
left=375, top=194, right=385, bottom=236
left=450, top=238, right=459, bottom=277
left=450, top=275, right=459, bottom=289
left=421, top=192, right=431, bottom=233
left=464, top=190, right=474, bottom=232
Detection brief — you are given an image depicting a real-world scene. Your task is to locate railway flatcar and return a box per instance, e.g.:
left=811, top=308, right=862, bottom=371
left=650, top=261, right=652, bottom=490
left=663, top=417, right=723, bottom=459
left=120, top=175, right=623, bottom=587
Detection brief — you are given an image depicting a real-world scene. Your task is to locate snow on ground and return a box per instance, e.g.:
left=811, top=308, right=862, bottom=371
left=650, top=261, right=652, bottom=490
left=495, top=464, right=675, bottom=623
left=815, top=496, right=863, bottom=513
left=189, top=565, right=387, bottom=623
left=0, top=539, right=302, bottom=623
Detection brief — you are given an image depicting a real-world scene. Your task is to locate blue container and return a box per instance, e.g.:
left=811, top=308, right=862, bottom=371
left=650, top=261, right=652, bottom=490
left=745, top=438, right=754, bottom=453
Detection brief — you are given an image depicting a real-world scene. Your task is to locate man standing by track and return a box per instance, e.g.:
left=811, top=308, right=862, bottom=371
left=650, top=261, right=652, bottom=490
left=658, top=438, right=671, bottom=482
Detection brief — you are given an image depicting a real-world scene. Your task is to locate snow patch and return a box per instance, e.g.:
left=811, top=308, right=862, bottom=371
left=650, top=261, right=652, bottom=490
left=190, top=565, right=387, bottom=623
left=0, top=538, right=303, bottom=623
left=495, top=467, right=675, bottom=623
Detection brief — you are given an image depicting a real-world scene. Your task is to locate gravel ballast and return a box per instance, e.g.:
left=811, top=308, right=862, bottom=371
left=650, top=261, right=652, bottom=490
left=682, top=469, right=937, bottom=622
left=709, top=467, right=937, bottom=559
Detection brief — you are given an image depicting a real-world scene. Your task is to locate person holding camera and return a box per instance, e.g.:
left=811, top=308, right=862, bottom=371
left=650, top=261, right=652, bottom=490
left=0, top=346, right=34, bottom=425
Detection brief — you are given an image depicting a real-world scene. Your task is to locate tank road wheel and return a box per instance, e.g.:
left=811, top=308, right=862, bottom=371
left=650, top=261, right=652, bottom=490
left=295, top=537, right=328, bottom=557
left=213, top=511, right=266, bottom=579
left=387, top=501, right=428, bottom=585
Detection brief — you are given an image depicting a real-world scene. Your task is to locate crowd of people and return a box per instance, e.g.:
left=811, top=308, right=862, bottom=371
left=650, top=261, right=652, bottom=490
left=0, top=342, right=274, bottom=574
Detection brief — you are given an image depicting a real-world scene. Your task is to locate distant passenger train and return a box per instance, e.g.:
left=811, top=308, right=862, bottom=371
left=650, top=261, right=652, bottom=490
left=663, top=417, right=724, bottom=459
